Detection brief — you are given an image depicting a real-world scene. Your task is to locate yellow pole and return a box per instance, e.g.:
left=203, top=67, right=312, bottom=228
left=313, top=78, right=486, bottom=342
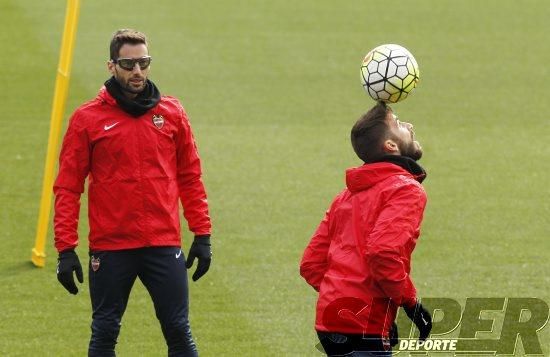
left=32, top=0, right=81, bottom=267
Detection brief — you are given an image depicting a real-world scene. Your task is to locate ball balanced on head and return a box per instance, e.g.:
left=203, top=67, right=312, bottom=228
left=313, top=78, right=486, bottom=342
left=360, top=44, right=420, bottom=103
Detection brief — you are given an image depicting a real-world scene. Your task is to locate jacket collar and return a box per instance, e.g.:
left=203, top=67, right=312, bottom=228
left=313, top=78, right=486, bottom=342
left=346, top=156, right=426, bottom=193
left=371, top=155, right=427, bottom=183
left=97, top=86, right=117, bottom=106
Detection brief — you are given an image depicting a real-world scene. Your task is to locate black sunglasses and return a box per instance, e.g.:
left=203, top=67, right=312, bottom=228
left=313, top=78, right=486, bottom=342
left=112, top=56, right=152, bottom=71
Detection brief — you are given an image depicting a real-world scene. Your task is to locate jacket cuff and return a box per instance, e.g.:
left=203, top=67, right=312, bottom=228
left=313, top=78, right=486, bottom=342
left=401, top=296, right=417, bottom=309
left=56, top=242, right=78, bottom=254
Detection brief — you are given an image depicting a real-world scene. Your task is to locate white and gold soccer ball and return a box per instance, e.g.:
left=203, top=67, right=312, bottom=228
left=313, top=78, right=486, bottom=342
left=360, top=44, right=420, bottom=103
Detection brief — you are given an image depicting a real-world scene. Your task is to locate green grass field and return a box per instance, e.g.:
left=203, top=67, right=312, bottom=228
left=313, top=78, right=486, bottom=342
left=1, top=0, right=549, bottom=355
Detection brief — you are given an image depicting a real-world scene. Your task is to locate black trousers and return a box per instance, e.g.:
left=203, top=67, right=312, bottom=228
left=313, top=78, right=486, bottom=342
left=88, top=247, right=198, bottom=357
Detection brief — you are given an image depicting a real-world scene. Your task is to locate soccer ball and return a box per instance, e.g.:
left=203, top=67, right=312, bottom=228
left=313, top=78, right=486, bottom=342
left=360, top=44, right=420, bottom=103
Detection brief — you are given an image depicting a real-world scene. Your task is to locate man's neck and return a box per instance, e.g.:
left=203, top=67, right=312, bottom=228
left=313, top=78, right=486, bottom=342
left=123, top=91, right=138, bottom=100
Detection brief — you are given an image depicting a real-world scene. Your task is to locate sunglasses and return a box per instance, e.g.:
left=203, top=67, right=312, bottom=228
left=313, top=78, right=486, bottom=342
left=112, top=56, right=152, bottom=71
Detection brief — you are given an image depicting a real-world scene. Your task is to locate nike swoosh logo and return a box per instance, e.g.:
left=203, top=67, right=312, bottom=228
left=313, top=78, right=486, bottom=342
left=104, top=122, right=119, bottom=130
left=175, top=250, right=182, bottom=259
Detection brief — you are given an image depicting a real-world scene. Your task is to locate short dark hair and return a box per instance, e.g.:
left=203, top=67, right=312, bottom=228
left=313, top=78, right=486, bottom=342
left=109, top=29, right=148, bottom=60
left=350, top=101, right=393, bottom=163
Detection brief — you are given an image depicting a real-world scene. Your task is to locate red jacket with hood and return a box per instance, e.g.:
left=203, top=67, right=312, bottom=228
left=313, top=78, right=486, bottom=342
left=300, top=159, right=427, bottom=337
left=53, top=87, right=211, bottom=252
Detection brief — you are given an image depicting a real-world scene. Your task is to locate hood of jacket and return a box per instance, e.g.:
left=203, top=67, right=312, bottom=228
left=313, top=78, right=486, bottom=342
left=98, top=86, right=116, bottom=105
left=346, top=155, right=426, bottom=193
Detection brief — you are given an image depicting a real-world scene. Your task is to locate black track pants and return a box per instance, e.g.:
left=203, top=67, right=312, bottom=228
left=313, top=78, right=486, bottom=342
left=87, top=247, right=198, bottom=357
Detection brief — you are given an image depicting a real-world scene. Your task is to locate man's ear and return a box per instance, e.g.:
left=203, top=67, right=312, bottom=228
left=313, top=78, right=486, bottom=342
left=107, top=60, right=115, bottom=76
left=383, top=139, right=400, bottom=154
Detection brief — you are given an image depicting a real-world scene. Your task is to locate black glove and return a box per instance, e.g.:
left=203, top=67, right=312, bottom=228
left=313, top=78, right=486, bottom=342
left=403, top=301, right=432, bottom=341
left=56, top=250, right=83, bottom=295
left=185, top=235, right=212, bottom=281
left=389, top=322, right=399, bottom=346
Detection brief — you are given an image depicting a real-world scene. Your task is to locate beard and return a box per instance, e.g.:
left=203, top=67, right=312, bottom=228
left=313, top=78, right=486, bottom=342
left=398, top=139, right=423, bottom=161
left=114, top=72, right=146, bottom=94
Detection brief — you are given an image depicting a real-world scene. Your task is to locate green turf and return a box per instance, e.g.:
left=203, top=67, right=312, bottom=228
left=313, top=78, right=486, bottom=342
left=1, top=0, right=549, bottom=356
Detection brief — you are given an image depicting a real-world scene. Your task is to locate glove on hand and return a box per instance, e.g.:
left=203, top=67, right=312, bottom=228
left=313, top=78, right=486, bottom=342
left=403, top=301, right=432, bottom=341
left=57, top=250, right=83, bottom=295
left=185, top=235, right=212, bottom=281
left=389, top=322, right=399, bottom=346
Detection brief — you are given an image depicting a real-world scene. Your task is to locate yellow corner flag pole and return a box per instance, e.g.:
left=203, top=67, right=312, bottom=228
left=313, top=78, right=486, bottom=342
left=32, top=0, right=81, bottom=267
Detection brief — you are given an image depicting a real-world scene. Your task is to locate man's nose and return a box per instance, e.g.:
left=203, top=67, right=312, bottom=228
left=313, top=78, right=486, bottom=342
left=403, top=122, right=413, bottom=130
left=131, top=63, right=142, bottom=74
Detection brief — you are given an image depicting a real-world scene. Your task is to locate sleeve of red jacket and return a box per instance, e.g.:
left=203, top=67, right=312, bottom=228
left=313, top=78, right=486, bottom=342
left=175, top=105, right=211, bottom=236
left=366, top=183, right=427, bottom=307
left=300, top=204, right=333, bottom=291
left=53, top=111, right=90, bottom=253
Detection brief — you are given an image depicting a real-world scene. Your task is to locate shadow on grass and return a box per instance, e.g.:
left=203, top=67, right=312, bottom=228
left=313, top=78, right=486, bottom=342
left=1, top=260, right=44, bottom=276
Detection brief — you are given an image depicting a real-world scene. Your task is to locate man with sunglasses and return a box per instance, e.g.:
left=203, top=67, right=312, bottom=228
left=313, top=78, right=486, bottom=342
left=53, top=29, right=211, bottom=356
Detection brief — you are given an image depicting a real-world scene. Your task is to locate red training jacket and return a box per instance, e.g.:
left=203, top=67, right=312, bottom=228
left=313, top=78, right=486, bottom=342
left=53, top=87, right=211, bottom=252
left=300, top=162, right=427, bottom=336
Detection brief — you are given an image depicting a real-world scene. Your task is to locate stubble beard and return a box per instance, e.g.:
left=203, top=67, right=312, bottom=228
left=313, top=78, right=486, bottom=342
left=399, top=140, right=423, bottom=161
left=114, top=72, right=146, bottom=94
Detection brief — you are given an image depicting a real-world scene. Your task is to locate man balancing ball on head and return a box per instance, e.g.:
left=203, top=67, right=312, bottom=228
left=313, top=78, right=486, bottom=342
left=300, top=101, right=432, bottom=356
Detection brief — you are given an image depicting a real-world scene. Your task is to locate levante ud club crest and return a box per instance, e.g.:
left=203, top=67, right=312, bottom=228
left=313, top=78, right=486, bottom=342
left=152, top=114, right=165, bottom=129
left=91, top=256, right=100, bottom=272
